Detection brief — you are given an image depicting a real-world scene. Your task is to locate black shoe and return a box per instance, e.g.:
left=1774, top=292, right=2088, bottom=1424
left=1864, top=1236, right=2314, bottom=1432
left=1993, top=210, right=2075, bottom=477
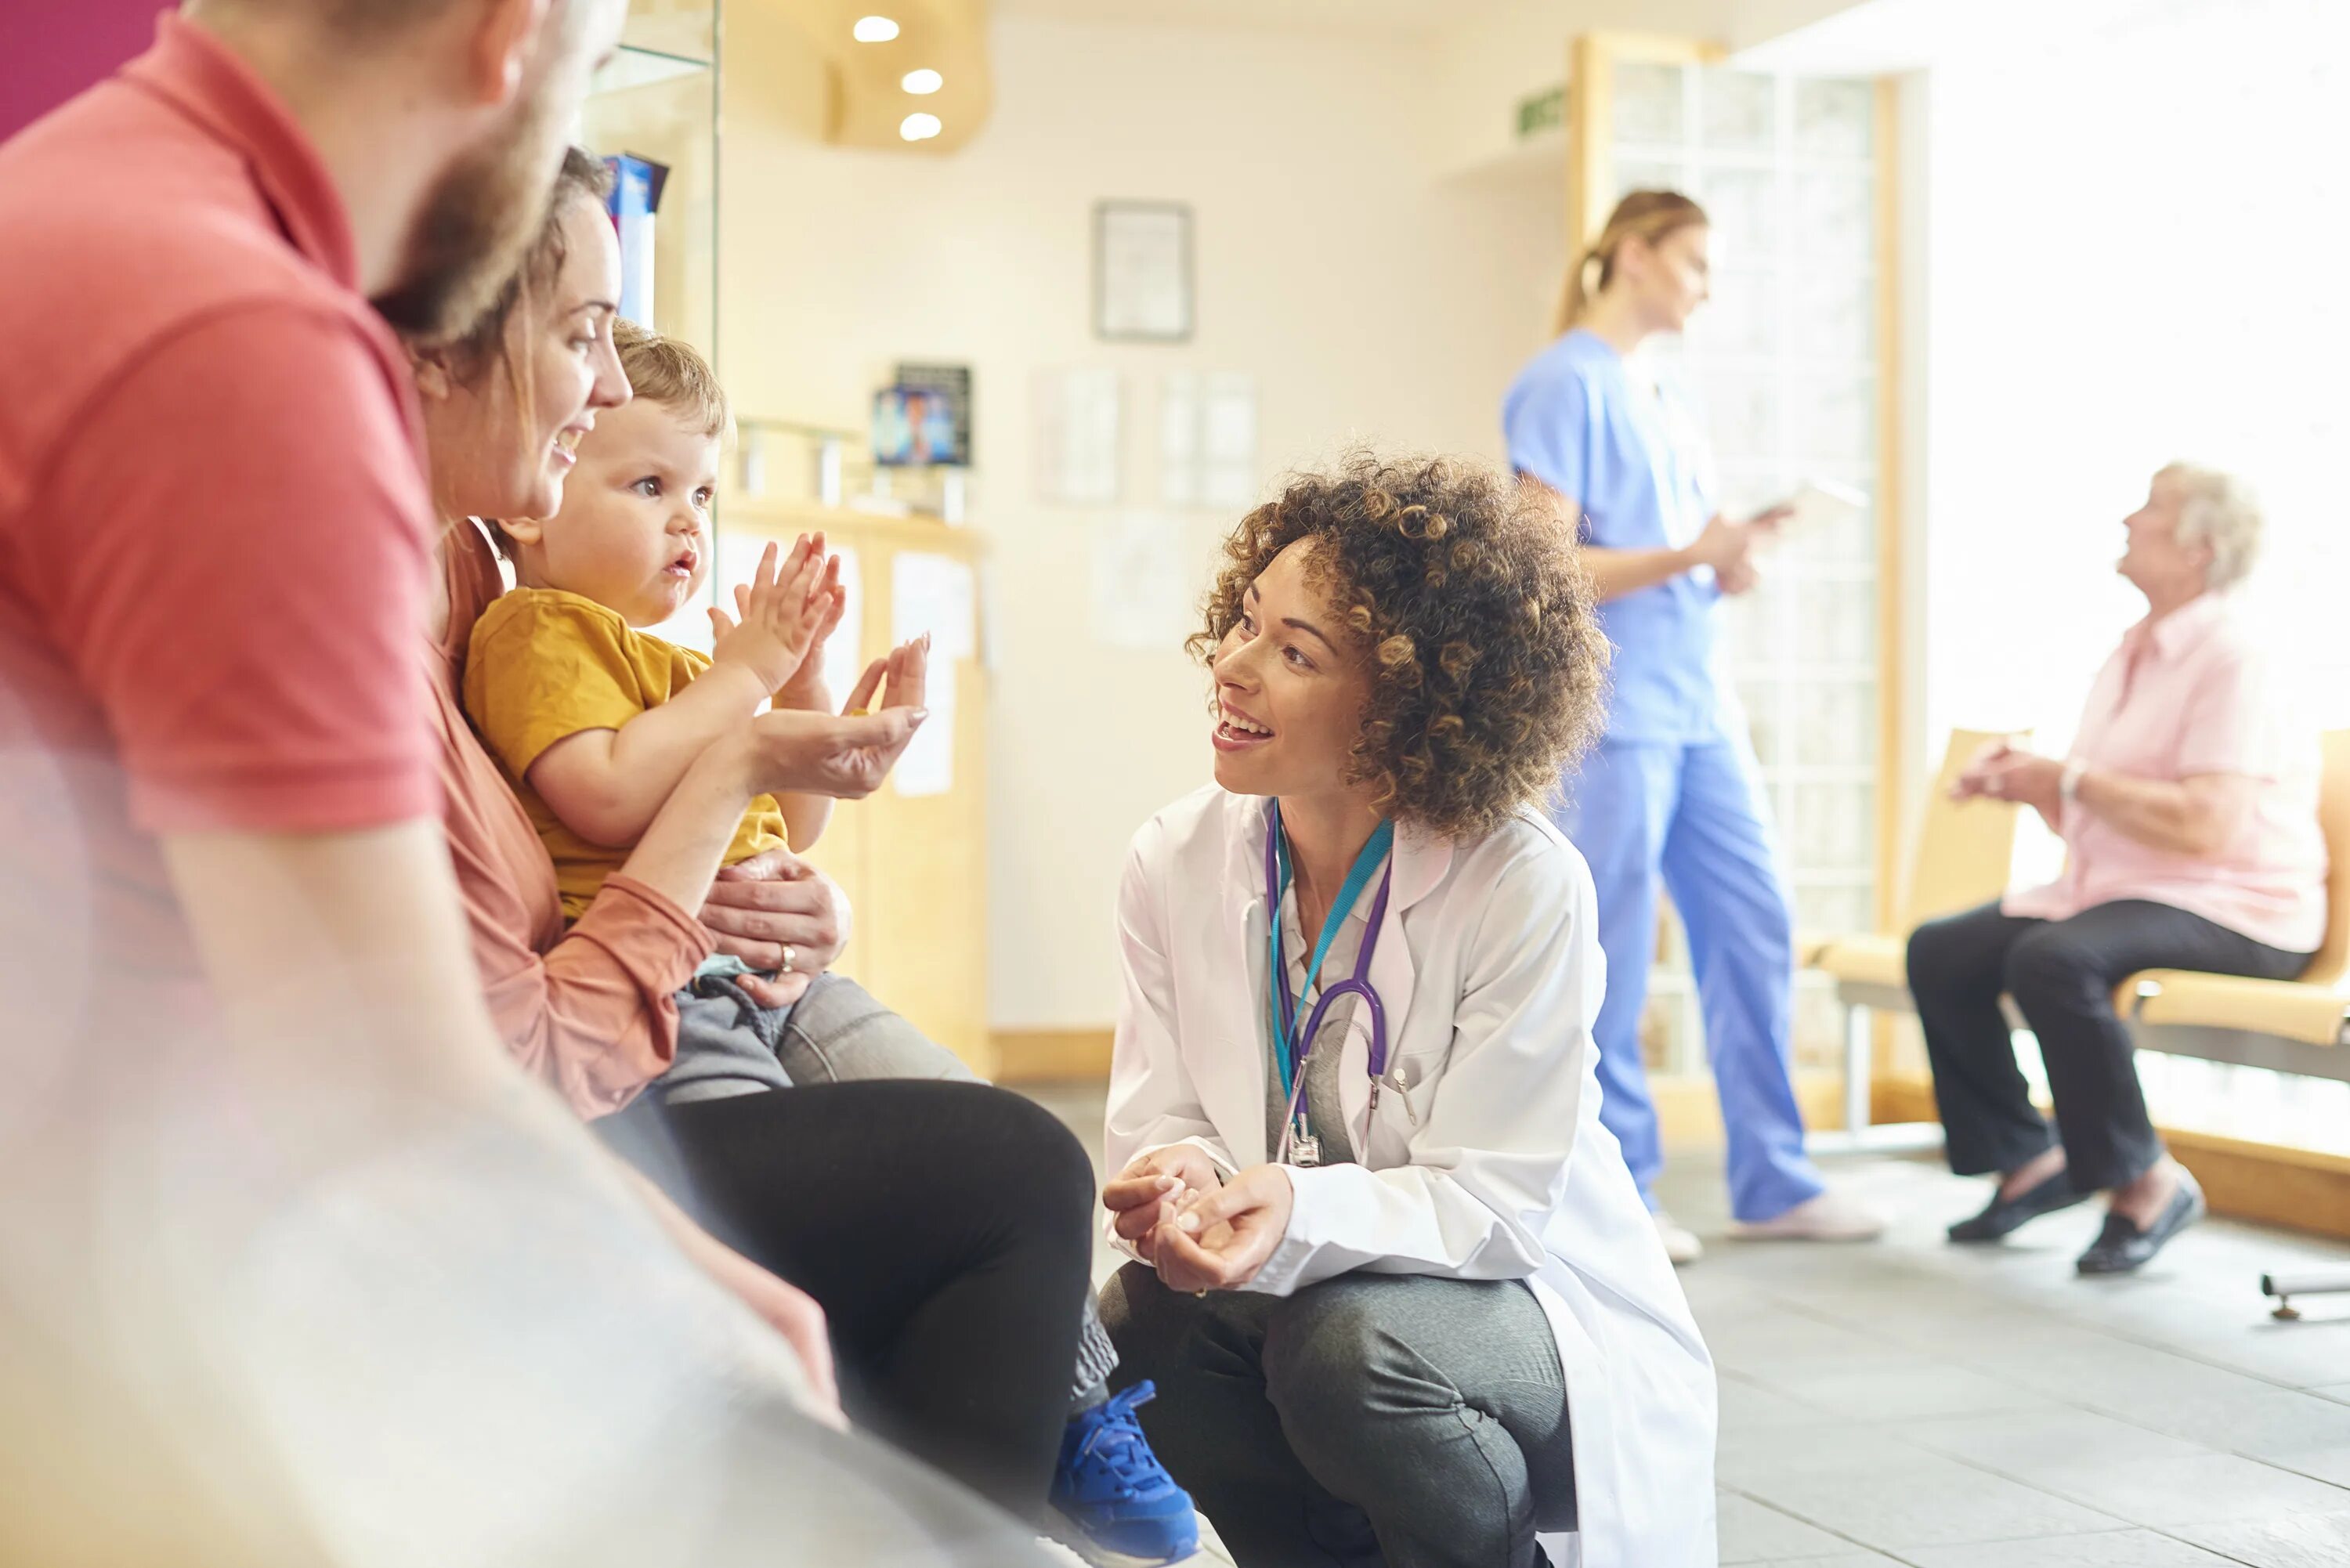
left=2076, top=1169, right=2205, bottom=1275
left=1947, top=1165, right=2089, bottom=1243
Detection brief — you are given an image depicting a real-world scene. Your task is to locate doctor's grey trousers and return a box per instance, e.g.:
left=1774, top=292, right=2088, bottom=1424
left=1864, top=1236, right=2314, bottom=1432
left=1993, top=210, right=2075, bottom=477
left=1100, top=1265, right=1574, bottom=1568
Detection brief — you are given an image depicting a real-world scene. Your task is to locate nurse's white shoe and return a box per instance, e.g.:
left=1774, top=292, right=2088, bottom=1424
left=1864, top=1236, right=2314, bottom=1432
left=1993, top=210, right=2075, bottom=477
left=1730, top=1190, right=1885, bottom=1243
left=1652, top=1209, right=1704, bottom=1265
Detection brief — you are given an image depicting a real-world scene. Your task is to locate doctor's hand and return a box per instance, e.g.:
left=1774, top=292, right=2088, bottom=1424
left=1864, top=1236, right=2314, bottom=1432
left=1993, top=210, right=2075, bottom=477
left=1104, top=1145, right=1223, bottom=1262
left=1683, top=507, right=1782, bottom=585
left=1152, top=1164, right=1294, bottom=1294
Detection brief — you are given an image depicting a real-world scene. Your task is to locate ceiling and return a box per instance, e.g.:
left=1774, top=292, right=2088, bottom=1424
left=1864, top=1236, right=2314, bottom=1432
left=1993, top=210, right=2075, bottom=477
left=992, top=0, right=1560, bottom=36
left=990, top=0, right=1889, bottom=51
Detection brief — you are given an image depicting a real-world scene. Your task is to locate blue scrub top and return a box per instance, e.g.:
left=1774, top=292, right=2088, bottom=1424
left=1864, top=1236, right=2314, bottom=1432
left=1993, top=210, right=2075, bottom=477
left=1503, top=327, right=1723, bottom=746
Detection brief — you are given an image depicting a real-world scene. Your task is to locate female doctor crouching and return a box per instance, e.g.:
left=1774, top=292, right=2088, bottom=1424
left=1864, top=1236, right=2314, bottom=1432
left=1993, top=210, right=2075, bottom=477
left=1097, top=454, right=1717, bottom=1568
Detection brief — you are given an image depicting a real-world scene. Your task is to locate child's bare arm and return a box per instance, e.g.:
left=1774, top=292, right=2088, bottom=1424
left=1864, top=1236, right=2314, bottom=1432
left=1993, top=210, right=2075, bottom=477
left=528, top=538, right=829, bottom=848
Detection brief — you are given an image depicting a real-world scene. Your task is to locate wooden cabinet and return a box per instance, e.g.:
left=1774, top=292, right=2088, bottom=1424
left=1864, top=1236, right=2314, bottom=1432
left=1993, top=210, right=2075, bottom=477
left=721, top=497, right=993, bottom=1075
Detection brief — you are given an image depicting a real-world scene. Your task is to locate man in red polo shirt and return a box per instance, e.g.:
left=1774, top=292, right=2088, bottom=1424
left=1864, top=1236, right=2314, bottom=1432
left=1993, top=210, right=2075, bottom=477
left=0, top=6, right=1049, bottom=1563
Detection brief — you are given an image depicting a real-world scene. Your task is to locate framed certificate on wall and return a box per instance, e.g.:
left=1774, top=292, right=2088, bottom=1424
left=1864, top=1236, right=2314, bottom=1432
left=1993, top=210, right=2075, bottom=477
left=1094, top=201, right=1194, bottom=343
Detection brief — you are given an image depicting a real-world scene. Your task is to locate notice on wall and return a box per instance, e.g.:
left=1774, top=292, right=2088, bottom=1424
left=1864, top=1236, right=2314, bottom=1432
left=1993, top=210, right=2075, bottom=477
left=1094, top=201, right=1194, bottom=342
left=1160, top=370, right=1258, bottom=510
left=1092, top=511, right=1198, bottom=654
left=893, top=551, right=976, bottom=661
left=890, top=659, right=956, bottom=799
left=1033, top=367, right=1123, bottom=505
left=820, top=544, right=862, bottom=697
left=889, top=550, right=975, bottom=798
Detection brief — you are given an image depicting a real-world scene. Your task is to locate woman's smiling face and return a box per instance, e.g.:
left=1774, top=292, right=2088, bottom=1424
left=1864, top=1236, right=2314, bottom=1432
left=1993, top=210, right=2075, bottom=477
left=1208, top=539, right=1372, bottom=803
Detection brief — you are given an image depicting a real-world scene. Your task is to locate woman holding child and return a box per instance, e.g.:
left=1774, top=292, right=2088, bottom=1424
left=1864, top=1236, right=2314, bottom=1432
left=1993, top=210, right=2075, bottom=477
left=408, top=148, right=1192, bottom=1561
left=1097, top=456, right=1717, bottom=1567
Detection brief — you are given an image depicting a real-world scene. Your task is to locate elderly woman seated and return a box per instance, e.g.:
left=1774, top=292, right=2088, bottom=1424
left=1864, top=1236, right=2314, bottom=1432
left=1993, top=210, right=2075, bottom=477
left=1906, top=463, right=2324, bottom=1276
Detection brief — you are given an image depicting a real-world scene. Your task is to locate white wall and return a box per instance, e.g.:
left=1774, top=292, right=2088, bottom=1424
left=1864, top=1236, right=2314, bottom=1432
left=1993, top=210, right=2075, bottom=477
left=1916, top=0, right=2350, bottom=768
left=722, top=14, right=1569, bottom=1028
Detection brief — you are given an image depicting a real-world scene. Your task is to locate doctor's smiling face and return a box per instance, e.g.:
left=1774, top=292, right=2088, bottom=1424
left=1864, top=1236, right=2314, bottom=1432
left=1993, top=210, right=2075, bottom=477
left=1195, top=456, right=1607, bottom=842
left=1209, top=539, right=1372, bottom=803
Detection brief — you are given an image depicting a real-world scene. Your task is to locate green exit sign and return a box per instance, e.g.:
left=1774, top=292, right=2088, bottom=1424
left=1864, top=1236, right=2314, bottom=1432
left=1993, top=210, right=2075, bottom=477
left=1517, top=84, right=1564, bottom=139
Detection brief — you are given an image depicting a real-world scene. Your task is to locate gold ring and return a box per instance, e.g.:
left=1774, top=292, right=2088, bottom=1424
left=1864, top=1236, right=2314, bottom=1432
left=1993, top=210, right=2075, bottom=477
left=846, top=707, right=871, bottom=717
left=780, top=945, right=797, bottom=974
left=1194, top=1288, right=1208, bottom=1299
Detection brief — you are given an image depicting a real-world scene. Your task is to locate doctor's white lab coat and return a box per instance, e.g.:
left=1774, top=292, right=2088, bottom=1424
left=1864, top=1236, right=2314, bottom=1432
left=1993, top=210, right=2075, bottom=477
left=1107, top=786, right=1719, bottom=1568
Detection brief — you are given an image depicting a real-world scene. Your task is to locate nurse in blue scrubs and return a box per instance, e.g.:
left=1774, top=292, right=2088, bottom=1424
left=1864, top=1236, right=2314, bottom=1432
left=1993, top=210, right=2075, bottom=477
left=1502, top=190, right=1882, bottom=1263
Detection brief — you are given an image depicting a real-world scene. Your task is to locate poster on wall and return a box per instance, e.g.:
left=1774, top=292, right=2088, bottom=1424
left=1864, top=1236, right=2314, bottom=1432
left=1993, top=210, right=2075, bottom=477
left=1094, top=201, right=1194, bottom=343
left=1032, top=367, right=1123, bottom=504
left=889, top=551, right=976, bottom=799
left=1092, top=512, right=1199, bottom=654
left=1160, top=371, right=1258, bottom=509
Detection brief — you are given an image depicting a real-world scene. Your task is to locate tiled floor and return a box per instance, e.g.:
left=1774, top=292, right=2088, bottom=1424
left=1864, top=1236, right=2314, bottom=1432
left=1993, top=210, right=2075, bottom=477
left=1021, top=1080, right=2350, bottom=1568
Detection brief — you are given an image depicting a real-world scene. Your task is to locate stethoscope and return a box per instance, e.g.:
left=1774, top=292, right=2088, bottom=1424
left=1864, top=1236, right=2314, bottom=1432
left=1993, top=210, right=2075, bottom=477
left=1264, top=800, right=1397, bottom=1167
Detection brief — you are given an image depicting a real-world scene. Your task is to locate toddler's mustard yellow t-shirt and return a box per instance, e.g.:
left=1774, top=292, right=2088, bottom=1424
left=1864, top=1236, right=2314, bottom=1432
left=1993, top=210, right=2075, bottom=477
left=465, top=587, right=786, bottom=922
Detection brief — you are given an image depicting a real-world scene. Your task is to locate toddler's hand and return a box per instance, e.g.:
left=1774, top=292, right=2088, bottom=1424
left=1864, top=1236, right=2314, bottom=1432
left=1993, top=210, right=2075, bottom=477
left=775, top=552, right=848, bottom=709
left=709, top=533, right=830, bottom=694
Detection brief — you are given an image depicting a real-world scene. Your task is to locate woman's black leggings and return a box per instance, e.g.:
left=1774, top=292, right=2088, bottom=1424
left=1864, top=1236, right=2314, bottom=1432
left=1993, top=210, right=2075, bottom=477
left=599, top=1080, right=1095, bottom=1517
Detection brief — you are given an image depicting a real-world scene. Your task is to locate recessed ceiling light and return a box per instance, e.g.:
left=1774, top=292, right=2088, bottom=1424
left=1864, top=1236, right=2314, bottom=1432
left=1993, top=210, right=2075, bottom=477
left=899, top=112, right=942, bottom=142
left=852, top=16, right=899, bottom=42
left=902, top=68, right=943, bottom=95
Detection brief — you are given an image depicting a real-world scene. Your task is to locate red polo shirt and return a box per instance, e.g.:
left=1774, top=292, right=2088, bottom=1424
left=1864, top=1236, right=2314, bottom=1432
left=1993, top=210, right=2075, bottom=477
left=0, top=16, right=437, bottom=1017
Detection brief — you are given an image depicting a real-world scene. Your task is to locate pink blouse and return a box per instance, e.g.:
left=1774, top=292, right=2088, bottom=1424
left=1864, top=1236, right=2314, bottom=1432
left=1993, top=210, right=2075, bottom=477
left=2005, top=594, right=2326, bottom=955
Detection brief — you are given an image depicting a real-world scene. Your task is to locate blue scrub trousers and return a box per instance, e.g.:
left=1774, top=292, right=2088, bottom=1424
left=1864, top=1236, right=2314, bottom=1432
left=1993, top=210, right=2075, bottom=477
left=1556, top=732, right=1825, bottom=1223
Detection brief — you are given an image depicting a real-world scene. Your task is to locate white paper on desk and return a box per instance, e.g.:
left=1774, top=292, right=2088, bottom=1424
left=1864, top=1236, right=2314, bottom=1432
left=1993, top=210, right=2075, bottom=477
left=1092, top=511, right=1198, bottom=653
left=1034, top=367, right=1122, bottom=505
left=891, top=658, right=956, bottom=798
left=893, top=551, right=975, bottom=661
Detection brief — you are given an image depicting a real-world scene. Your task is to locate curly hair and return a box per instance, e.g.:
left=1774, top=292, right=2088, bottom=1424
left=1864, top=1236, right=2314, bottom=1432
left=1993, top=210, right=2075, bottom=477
left=1191, top=453, right=1609, bottom=841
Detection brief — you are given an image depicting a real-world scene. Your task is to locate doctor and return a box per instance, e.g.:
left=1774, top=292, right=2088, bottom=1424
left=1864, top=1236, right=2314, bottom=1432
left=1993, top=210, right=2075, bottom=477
left=1502, top=190, right=1882, bottom=1263
left=1096, top=455, right=1717, bottom=1568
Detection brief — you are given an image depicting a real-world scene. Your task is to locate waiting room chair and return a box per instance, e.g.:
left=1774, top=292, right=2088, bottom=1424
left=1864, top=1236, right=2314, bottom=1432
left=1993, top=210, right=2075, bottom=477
left=1807, top=729, right=2027, bottom=1147
left=2106, top=730, right=2350, bottom=1320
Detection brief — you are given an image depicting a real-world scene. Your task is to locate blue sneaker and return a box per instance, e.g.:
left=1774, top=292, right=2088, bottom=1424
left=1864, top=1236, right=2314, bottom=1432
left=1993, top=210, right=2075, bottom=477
left=1046, top=1382, right=1200, bottom=1566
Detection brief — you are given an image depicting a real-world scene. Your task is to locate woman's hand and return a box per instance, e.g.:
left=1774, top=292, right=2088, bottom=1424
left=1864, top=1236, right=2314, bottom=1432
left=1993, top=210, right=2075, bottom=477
left=1955, top=743, right=2063, bottom=815
left=700, top=847, right=851, bottom=1007
left=1104, top=1144, right=1224, bottom=1261
left=1951, top=739, right=2015, bottom=800
left=739, top=633, right=927, bottom=799
left=1151, top=1163, right=1294, bottom=1293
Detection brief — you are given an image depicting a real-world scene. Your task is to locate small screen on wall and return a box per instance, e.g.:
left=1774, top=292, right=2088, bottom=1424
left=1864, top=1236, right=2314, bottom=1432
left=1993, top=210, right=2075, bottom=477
left=893, top=363, right=974, bottom=465
left=873, top=383, right=965, bottom=468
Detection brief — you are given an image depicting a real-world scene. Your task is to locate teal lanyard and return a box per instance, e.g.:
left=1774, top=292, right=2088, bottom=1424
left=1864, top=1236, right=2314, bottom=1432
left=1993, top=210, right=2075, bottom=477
left=1266, top=811, right=1395, bottom=1100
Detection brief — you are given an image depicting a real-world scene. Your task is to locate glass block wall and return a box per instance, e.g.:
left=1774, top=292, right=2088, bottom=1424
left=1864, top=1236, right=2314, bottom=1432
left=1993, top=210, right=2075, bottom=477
left=1607, top=63, right=1882, bottom=1075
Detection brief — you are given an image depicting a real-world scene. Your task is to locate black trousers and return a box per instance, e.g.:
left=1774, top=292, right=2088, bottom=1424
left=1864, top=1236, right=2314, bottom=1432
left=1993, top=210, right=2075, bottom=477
left=1905, top=898, right=2309, bottom=1190
left=1101, top=1265, right=1572, bottom=1568
left=600, top=1080, right=1094, bottom=1518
